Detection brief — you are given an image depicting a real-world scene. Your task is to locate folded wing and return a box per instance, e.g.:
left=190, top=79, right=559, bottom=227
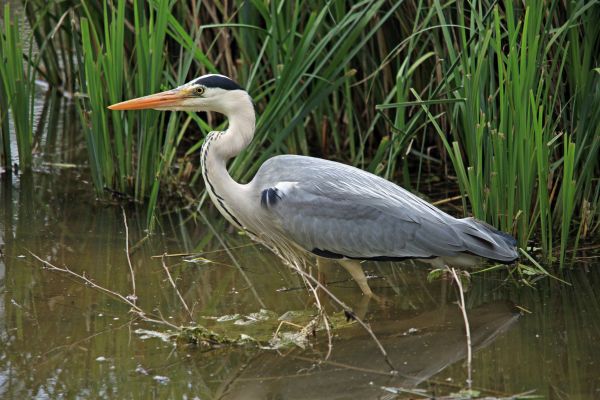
left=252, top=155, right=517, bottom=263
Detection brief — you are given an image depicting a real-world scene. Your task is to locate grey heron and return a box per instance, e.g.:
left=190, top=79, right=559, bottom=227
left=109, top=74, right=518, bottom=297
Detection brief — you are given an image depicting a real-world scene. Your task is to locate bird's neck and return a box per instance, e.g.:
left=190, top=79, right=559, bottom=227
left=212, top=94, right=256, bottom=160
left=200, top=93, right=255, bottom=228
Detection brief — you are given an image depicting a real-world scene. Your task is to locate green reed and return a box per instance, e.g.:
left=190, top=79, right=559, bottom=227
left=0, top=4, right=35, bottom=170
left=378, top=0, right=598, bottom=266
left=77, top=0, right=193, bottom=226
left=229, top=0, right=402, bottom=182
left=72, top=0, right=405, bottom=221
left=23, top=0, right=79, bottom=94
left=0, top=62, right=8, bottom=167
left=8, top=0, right=600, bottom=264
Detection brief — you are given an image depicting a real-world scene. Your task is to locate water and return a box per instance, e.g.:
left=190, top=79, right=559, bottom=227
left=1, top=101, right=599, bottom=400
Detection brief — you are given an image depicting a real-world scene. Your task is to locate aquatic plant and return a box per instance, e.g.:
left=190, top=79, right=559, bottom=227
left=6, top=0, right=600, bottom=265
left=377, top=1, right=600, bottom=266
left=77, top=0, right=180, bottom=226
left=0, top=4, right=36, bottom=169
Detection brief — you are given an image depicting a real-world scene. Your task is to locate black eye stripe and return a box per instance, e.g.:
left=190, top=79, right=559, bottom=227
left=192, top=75, right=242, bottom=91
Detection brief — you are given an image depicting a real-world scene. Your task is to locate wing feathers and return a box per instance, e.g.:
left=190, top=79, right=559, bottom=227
left=251, top=155, right=518, bottom=263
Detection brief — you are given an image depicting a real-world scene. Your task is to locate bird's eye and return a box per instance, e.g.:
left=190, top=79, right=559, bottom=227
left=195, top=86, right=205, bottom=96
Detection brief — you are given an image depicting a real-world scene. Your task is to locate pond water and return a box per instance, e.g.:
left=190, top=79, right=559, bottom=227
left=1, top=97, right=599, bottom=400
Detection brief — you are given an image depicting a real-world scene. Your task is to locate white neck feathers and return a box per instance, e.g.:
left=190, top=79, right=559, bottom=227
left=211, top=90, right=255, bottom=160
left=199, top=89, right=255, bottom=229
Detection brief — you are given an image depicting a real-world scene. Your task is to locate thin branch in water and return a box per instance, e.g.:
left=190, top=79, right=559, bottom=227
left=447, top=266, right=472, bottom=390
left=150, top=243, right=258, bottom=259
left=27, top=251, right=179, bottom=331
left=161, top=253, right=194, bottom=322
left=122, top=207, right=137, bottom=303
left=283, top=258, right=396, bottom=372
left=273, top=320, right=305, bottom=337
left=297, top=260, right=333, bottom=361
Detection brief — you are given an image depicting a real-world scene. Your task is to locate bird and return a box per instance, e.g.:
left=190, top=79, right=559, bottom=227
left=109, top=74, right=519, bottom=297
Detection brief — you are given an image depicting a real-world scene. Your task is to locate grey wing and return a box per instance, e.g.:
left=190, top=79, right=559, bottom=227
left=251, top=155, right=471, bottom=260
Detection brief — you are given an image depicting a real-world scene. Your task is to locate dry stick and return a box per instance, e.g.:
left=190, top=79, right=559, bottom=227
left=296, top=261, right=333, bottom=361
left=161, top=253, right=194, bottom=322
left=321, top=302, right=333, bottom=361
left=150, top=243, right=257, bottom=258
left=448, top=266, right=472, bottom=390
left=121, top=208, right=137, bottom=303
left=285, top=261, right=396, bottom=371
left=431, top=194, right=465, bottom=206
left=28, top=251, right=180, bottom=331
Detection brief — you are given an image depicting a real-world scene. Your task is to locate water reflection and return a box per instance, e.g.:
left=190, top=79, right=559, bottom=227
left=222, top=301, right=519, bottom=399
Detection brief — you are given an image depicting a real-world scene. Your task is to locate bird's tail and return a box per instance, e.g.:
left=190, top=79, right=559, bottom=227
left=456, top=217, right=519, bottom=263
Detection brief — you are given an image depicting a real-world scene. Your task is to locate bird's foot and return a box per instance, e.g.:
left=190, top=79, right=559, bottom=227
left=370, top=292, right=393, bottom=308
left=351, top=291, right=392, bottom=319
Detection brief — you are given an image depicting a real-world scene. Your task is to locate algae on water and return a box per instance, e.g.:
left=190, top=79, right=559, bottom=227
left=136, top=309, right=356, bottom=349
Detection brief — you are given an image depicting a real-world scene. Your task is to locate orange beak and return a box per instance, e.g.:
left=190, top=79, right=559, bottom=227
left=108, top=89, right=186, bottom=110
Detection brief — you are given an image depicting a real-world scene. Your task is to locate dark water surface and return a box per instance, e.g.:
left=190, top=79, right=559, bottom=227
left=1, top=90, right=599, bottom=399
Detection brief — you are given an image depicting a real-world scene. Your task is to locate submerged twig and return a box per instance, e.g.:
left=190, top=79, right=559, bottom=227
left=283, top=259, right=396, bottom=371
left=122, top=207, right=137, bottom=303
left=447, top=266, right=472, bottom=390
left=298, top=262, right=333, bottom=360
left=27, top=251, right=179, bottom=331
left=161, top=253, right=194, bottom=322
left=150, top=243, right=257, bottom=258
left=28, top=248, right=347, bottom=353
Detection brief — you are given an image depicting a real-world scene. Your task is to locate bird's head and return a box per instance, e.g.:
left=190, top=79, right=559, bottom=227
left=108, top=74, right=249, bottom=115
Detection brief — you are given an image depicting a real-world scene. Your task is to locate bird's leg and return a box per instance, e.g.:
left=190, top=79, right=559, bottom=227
left=316, top=257, right=332, bottom=287
left=315, top=257, right=335, bottom=302
left=313, top=258, right=367, bottom=320
left=339, top=259, right=394, bottom=320
left=338, top=259, right=391, bottom=308
left=338, top=259, right=374, bottom=297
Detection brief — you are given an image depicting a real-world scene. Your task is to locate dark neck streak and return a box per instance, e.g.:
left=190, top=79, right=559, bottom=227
left=200, top=132, right=243, bottom=229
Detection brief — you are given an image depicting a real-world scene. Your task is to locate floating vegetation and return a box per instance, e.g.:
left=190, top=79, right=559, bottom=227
left=172, top=309, right=354, bottom=349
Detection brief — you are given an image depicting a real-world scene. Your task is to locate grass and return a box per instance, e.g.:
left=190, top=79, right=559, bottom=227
left=76, top=0, right=210, bottom=225
left=0, top=4, right=35, bottom=170
left=377, top=1, right=599, bottom=266
left=70, top=0, right=402, bottom=225
left=3, top=0, right=599, bottom=266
